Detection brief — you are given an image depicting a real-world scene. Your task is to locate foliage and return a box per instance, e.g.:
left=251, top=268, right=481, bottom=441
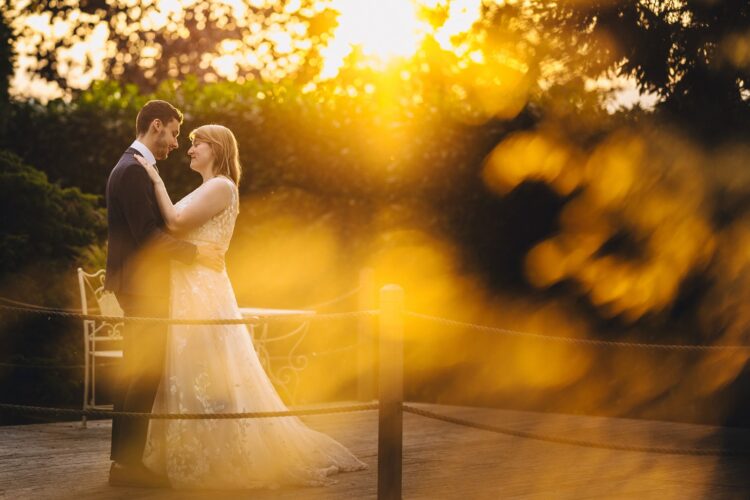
left=14, top=1, right=615, bottom=102
left=15, top=0, right=749, bottom=143
left=0, top=150, right=105, bottom=273
left=19, top=0, right=332, bottom=92
left=578, top=0, right=750, bottom=140
left=1, top=84, right=142, bottom=195
left=0, top=3, right=15, bottom=138
left=0, top=150, right=106, bottom=423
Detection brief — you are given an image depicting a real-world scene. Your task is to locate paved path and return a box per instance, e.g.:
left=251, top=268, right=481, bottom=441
left=2, top=402, right=750, bottom=499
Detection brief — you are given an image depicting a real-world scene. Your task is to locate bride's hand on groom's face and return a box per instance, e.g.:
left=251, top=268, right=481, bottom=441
left=134, top=154, right=161, bottom=183
left=195, top=243, right=225, bottom=272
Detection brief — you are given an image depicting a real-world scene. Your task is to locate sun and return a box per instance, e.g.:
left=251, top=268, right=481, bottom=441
left=318, top=0, right=430, bottom=79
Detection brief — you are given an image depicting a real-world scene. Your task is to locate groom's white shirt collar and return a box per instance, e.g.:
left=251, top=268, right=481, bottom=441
left=129, top=140, right=156, bottom=166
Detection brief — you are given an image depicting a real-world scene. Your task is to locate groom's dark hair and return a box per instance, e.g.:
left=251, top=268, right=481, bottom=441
left=136, top=100, right=183, bottom=136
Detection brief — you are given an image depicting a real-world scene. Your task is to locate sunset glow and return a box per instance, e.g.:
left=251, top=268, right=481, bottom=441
left=10, top=0, right=493, bottom=96
left=318, top=0, right=427, bottom=78
left=3, top=2, right=750, bottom=496
left=318, top=0, right=485, bottom=79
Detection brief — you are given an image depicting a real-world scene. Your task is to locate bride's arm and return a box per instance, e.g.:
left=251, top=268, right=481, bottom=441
left=134, top=154, right=234, bottom=232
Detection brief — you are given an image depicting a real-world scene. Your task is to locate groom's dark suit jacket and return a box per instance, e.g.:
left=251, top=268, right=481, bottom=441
left=104, top=147, right=196, bottom=299
left=105, top=147, right=198, bottom=465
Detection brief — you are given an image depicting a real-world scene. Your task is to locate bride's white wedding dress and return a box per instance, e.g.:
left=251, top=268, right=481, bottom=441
left=142, top=177, right=367, bottom=489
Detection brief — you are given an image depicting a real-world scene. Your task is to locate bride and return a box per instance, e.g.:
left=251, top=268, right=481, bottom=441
left=133, top=124, right=367, bottom=489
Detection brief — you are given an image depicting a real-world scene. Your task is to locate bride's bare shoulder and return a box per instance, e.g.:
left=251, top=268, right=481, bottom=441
left=194, top=176, right=234, bottom=205
left=214, top=175, right=237, bottom=189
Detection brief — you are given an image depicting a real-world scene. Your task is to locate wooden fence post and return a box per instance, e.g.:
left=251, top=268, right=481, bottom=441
left=357, top=268, right=376, bottom=401
left=378, top=284, right=404, bottom=500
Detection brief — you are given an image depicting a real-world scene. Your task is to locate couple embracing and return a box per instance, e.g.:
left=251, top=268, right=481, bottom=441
left=104, top=100, right=366, bottom=489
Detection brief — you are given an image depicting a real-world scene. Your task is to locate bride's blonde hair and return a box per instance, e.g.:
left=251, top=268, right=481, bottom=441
left=189, top=124, right=242, bottom=186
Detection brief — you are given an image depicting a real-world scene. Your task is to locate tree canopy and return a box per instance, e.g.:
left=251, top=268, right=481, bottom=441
left=0, top=150, right=105, bottom=273
left=584, top=0, right=750, bottom=138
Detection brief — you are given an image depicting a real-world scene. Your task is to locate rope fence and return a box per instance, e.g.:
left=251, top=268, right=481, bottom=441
left=0, top=400, right=746, bottom=458
left=2, top=299, right=748, bottom=351
left=401, top=404, right=750, bottom=457
left=3, top=287, right=750, bottom=499
left=0, top=361, right=119, bottom=370
left=0, top=295, right=83, bottom=313
left=0, top=402, right=379, bottom=420
left=0, top=302, right=377, bottom=325
left=407, top=312, right=750, bottom=351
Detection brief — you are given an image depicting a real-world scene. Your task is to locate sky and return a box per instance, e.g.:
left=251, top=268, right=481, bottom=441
left=8, top=0, right=660, bottom=111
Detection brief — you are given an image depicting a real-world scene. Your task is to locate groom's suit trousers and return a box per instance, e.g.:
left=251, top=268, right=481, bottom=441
left=110, top=293, right=169, bottom=466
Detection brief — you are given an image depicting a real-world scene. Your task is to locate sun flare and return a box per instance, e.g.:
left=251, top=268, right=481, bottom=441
left=318, top=0, right=484, bottom=80
left=319, top=0, right=429, bottom=79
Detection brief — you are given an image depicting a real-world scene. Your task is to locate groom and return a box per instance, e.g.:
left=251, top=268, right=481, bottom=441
left=104, top=100, right=223, bottom=487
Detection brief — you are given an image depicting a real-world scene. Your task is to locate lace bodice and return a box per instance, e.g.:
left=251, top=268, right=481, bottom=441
left=174, top=177, right=238, bottom=250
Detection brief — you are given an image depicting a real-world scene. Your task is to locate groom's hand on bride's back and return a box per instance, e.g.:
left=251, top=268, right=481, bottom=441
left=195, top=243, right=225, bottom=271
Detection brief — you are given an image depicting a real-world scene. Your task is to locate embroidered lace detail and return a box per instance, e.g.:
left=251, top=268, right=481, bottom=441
left=172, top=176, right=239, bottom=251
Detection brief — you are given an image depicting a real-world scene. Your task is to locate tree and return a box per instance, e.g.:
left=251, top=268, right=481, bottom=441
left=0, top=2, right=16, bottom=139
left=0, top=150, right=105, bottom=273
left=0, top=150, right=106, bottom=423
left=19, top=0, right=334, bottom=92
left=577, top=0, right=750, bottom=140
left=15, top=1, right=613, bottom=106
